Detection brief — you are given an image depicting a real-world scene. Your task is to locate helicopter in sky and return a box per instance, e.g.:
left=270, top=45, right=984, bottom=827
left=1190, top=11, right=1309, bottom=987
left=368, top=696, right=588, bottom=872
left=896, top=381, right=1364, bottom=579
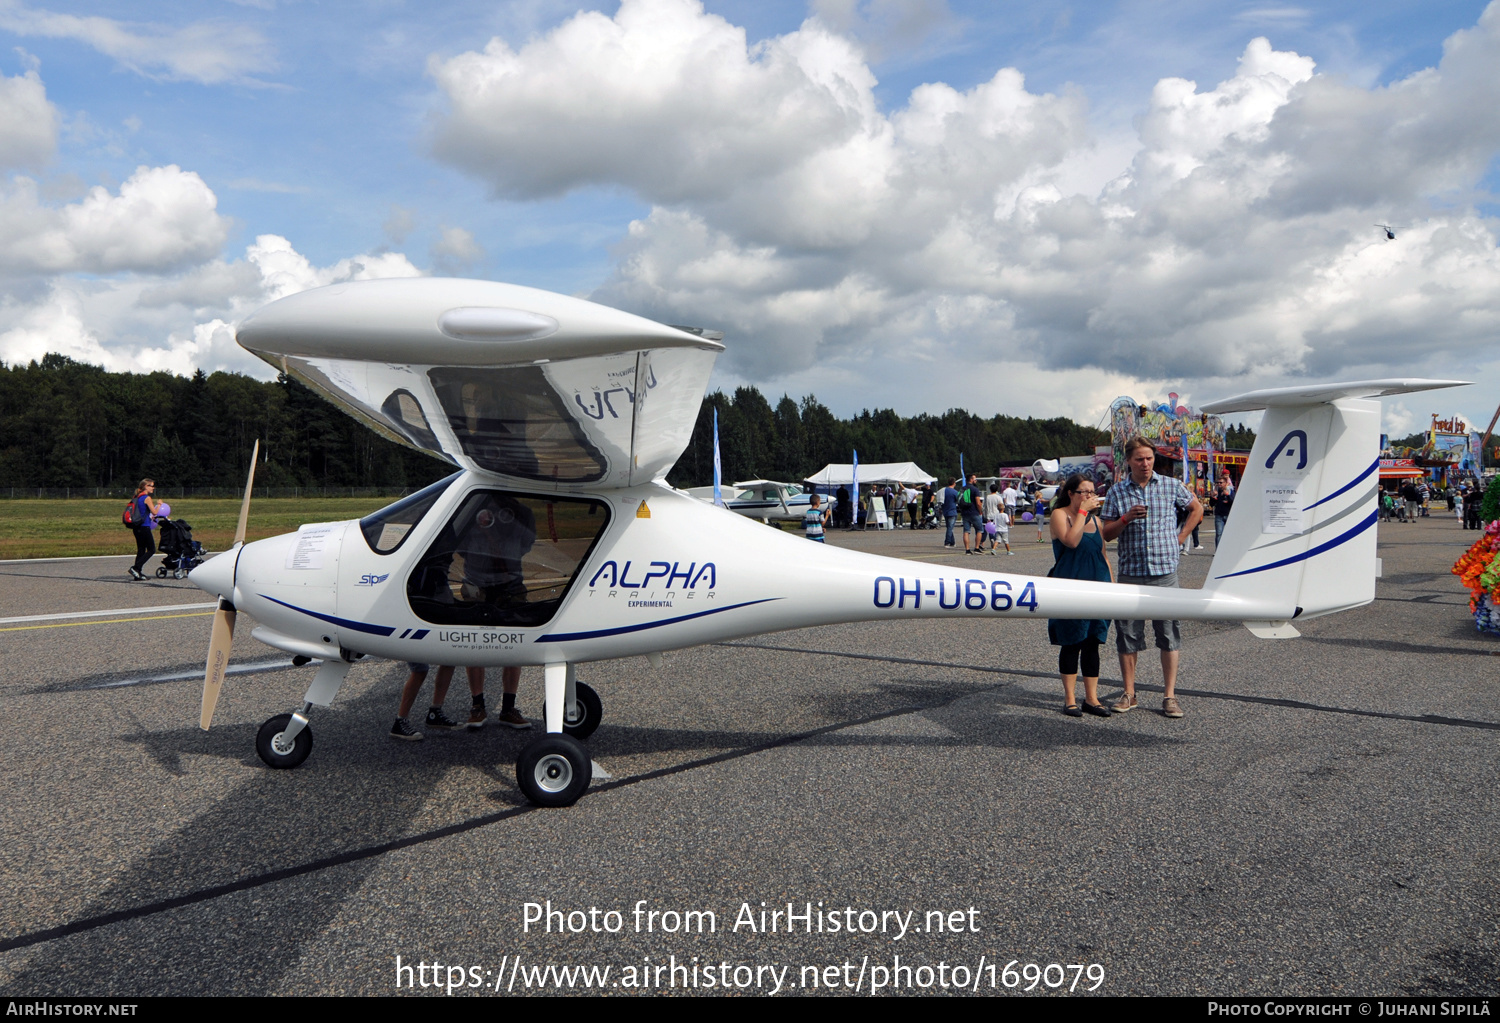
left=1376, top=224, right=1397, bottom=240
left=189, top=276, right=1463, bottom=806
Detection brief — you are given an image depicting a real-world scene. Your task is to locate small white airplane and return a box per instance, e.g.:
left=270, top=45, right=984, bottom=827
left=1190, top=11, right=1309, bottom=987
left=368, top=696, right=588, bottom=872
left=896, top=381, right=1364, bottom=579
left=683, top=479, right=825, bottom=523
left=188, top=275, right=1464, bottom=807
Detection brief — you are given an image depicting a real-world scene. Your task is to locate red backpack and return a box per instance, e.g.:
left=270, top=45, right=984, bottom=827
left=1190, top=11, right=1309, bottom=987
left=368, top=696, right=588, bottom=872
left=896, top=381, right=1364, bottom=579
left=122, top=496, right=146, bottom=529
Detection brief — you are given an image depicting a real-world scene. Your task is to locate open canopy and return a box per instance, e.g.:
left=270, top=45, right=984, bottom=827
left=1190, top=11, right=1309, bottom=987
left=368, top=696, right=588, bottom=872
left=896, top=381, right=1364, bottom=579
left=804, top=462, right=936, bottom=487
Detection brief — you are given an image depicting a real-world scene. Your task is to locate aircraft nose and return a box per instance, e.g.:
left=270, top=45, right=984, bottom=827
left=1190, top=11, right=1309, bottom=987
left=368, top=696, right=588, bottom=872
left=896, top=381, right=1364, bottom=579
left=189, top=547, right=238, bottom=601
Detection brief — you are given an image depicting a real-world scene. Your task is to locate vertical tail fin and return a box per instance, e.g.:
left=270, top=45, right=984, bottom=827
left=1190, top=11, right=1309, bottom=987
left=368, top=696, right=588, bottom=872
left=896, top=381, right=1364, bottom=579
left=1200, top=379, right=1466, bottom=633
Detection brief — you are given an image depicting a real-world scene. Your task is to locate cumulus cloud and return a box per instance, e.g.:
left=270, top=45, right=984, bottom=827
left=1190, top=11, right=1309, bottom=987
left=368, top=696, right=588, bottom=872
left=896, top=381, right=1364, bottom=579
left=0, top=165, right=229, bottom=274
left=0, top=68, right=56, bottom=170
left=0, top=2, right=276, bottom=85
left=424, top=0, right=1500, bottom=421
left=430, top=0, right=892, bottom=205
left=0, top=235, right=422, bottom=376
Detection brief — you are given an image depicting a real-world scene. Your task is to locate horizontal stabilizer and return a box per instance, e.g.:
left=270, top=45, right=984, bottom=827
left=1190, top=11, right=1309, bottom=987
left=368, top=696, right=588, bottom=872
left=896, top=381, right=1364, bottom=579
left=1201, top=378, right=1470, bottom=415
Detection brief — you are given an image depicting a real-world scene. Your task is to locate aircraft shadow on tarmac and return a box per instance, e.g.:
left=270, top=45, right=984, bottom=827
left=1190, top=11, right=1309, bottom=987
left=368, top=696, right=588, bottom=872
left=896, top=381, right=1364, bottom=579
left=5, top=667, right=1176, bottom=994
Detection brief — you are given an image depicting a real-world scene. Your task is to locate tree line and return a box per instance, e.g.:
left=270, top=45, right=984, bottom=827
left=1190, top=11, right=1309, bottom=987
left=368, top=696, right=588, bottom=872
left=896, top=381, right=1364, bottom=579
left=0, top=354, right=451, bottom=491
left=668, top=387, right=1112, bottom=489
left=0, top=355, right=1121, bottom=492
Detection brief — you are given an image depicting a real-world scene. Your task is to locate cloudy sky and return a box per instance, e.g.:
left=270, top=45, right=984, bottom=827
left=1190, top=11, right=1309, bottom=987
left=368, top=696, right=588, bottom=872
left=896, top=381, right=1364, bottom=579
left=2, top=0, right=1498, bottom=434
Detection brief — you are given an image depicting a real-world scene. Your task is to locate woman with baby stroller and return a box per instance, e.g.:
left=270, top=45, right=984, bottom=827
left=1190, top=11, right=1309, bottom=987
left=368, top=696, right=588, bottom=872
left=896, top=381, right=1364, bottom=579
left=124, top=479, right=160, bottom=581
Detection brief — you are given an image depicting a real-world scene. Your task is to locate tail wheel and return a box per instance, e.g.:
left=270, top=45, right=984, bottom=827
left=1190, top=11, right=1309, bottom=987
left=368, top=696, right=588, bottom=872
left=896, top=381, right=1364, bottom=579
left=516, top=734, right=592, bottom=807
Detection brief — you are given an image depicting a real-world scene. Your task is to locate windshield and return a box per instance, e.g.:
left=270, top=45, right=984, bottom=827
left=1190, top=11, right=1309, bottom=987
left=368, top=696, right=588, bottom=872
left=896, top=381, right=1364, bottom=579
left=359, top=472, right=462, bottom=554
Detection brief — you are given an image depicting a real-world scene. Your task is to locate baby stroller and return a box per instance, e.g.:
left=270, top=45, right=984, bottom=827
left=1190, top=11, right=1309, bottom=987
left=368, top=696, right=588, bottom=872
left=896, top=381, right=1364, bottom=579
left=156, top=518, right=206, bottom=579
left=917, top=504, right=940, bottom=529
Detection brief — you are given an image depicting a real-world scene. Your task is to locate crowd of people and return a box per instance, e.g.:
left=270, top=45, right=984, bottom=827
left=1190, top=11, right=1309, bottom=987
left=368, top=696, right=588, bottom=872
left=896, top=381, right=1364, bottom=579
left=1378, top=477, right=1486, bottom=530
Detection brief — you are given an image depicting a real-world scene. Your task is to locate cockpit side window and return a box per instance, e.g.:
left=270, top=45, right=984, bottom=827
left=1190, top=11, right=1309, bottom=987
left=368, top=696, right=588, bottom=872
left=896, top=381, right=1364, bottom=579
left=359, top=472, right=462, bottom=554
left=406, top=489, right=610, bottom=627
left=427, top=366, right=609, bottom=482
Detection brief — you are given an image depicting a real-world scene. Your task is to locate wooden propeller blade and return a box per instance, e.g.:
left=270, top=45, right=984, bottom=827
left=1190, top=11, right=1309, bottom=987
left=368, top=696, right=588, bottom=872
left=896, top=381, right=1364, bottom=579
left=200, top=599, right=236, bottom=730
left=234, top=439, right=259, bottom=547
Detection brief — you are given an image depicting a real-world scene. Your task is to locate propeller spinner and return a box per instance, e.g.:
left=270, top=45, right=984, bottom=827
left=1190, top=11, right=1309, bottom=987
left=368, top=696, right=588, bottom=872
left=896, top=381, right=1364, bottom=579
left=197, top=438, right=258, bottom=730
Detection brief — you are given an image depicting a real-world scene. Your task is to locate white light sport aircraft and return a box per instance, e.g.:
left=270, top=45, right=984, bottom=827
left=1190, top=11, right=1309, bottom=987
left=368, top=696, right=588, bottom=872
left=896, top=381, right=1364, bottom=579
left=188, top=275, right=1463, bottom=807
left=683, top=479, right=823, bottom=523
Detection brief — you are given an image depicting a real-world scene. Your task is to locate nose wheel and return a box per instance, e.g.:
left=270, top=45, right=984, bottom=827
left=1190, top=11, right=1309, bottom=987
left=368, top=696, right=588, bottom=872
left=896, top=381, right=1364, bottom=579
left=256, top=712, right=313, bottom=769
left=542, top=681, right=602, bottom=739
left=516, top=734, right=592, bottom=807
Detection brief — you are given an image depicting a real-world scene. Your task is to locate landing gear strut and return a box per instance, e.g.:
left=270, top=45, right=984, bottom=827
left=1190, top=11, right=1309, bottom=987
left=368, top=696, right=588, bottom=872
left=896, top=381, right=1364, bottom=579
left=253, top=658, right=351, bottom=770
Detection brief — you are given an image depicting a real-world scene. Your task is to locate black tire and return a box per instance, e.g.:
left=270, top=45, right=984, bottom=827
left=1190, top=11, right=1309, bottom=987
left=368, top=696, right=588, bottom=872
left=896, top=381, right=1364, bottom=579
left=543, top=681, right=602, bottom=739
left=516, top=734, right=592, bottom=807
left=256, top=713, right=313, bottom=769
left=155, top=566, right=167, bottom=577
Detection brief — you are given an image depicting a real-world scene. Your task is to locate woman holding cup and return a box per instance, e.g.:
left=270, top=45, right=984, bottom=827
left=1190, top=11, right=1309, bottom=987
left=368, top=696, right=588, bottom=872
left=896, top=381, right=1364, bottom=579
left=1047, top=474, right=1114, bottom=717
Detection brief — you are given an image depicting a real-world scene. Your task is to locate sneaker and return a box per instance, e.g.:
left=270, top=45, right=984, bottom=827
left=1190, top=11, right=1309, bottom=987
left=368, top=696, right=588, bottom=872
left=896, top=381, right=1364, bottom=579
left=1192, top=544, right=1204, bottom=550
left=1162, top=697, right=1184, bottom=718
left=467, top=705, right=488, bottom=730
left=1006, top=550, right=1014, bottom=555
left=496, top=707, right=532, bottom=730
left=425, top=707, right=462, bottom=730
left=128, top=567, right=144, bottom=581
left=389, top=717, right=423, bottom=741
left=988, top=549, right=997, bottom=556
left=1110, top=692, right=1138, bottom=714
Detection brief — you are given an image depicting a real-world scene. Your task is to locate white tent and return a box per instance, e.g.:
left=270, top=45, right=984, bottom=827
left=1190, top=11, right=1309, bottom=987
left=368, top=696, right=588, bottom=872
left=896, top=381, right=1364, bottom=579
left=804, top=461, right=936, bottom=486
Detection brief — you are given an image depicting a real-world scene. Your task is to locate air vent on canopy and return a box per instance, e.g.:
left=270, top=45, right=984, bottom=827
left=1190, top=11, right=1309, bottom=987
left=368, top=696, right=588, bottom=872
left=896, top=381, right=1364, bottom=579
left=438, top=307, right=560, bottom=342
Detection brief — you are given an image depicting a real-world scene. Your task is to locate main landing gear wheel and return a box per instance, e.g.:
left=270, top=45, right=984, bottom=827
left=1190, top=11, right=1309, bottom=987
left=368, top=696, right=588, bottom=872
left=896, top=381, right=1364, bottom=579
left=256, top=713, right=312, bottom=769
left=516, top=734, right=592, bottom=807
left=542, top=681, right=602, bottom=739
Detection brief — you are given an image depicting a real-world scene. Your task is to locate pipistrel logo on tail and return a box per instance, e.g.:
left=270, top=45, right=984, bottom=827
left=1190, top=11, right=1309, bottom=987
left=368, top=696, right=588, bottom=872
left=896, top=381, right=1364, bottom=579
left=356, top=573, right=390, bottom=586
left=1266, top=430, right=1308, bottom=470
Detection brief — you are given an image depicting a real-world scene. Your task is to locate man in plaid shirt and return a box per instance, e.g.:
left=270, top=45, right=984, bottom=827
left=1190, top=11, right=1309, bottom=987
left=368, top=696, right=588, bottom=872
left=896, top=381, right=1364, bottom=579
left=1100, top=436, right=1203, bottom=718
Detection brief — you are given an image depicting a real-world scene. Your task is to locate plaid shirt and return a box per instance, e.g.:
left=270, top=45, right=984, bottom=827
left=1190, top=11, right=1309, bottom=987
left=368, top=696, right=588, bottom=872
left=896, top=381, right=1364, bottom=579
left=1101, top=472, right=1195, bottom=576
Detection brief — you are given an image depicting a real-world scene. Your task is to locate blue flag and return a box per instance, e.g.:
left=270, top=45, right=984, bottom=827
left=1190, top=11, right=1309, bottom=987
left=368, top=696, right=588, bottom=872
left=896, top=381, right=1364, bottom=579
left=712, top=407, right=725, bottom=507
left=852, top=449, right=859, bottom=523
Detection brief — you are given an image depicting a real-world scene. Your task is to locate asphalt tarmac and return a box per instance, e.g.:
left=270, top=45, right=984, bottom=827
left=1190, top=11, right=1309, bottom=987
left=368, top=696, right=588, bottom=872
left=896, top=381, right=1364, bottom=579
left=1, top=514, right=1497, bottom=997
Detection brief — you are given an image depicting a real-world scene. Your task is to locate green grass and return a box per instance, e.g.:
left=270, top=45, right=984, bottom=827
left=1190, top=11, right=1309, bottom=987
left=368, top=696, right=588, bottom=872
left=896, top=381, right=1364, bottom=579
left=0, top=498, right=393, bottom=560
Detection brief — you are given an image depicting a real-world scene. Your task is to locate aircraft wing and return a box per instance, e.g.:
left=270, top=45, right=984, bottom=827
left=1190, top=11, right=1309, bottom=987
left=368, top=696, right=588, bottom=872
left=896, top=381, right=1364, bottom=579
left=236, top=278, right=724, bottom=489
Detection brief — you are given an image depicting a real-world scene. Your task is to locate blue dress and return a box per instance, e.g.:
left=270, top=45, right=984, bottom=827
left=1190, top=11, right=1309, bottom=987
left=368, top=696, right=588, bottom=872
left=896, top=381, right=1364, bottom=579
left=1047, top=515, right=1111, bottom=646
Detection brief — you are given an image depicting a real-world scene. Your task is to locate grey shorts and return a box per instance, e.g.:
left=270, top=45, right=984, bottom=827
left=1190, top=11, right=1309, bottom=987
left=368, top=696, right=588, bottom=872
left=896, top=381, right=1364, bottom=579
left=1114, top=572, right=1182, bottom=653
